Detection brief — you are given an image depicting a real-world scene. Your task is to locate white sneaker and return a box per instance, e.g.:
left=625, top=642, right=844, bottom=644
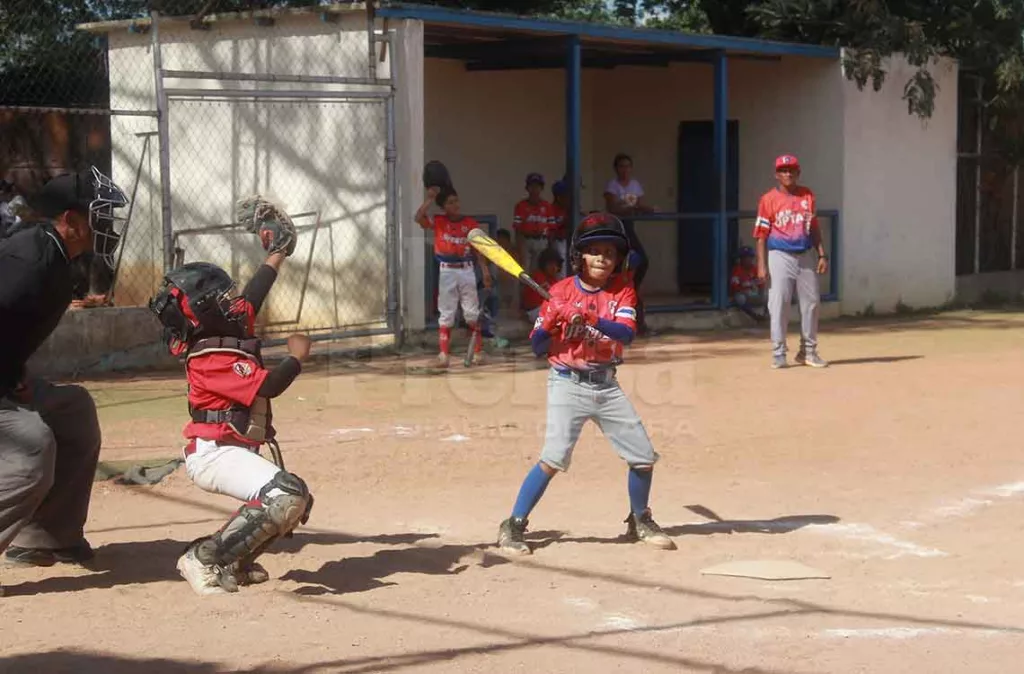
left=176, top=547, right=234, bottom=596
left=436, top=352, right=450, bottom=368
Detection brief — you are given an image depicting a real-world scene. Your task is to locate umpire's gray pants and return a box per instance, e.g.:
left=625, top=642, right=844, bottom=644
left=0, top=381, right=101, bottom=552
left=767, top=249, right=821, bottom=357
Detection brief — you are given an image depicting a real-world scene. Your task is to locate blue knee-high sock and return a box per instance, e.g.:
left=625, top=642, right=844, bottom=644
left=628, top=468, right=653, bottom=515
left=511, top=463, right=553, bottom=519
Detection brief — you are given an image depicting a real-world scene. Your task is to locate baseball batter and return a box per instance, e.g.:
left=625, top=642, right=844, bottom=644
left=497, top=212, right=676, bottom=555
left=148, top=197, right=313, bottom=596
left=754, top=154, right=829, bottom=369
left=417, top=187, right=492, bottom=367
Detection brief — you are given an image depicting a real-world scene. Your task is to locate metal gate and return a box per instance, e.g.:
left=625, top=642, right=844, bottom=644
left=152, top=13, right=398, bottom=342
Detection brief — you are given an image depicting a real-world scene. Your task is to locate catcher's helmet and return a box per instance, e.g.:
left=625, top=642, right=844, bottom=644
left=27, top=166, right=128, bottom=269
left=570, top=212, right=630, bottom=272
left=148, top=262, right=255, bottom=356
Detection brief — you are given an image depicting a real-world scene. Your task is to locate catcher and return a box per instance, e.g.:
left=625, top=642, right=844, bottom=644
left=148, top=196, right=313, bottom=596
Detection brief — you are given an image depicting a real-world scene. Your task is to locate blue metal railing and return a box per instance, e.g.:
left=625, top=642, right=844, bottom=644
left=423, top=214, right=499, bottom=329
left=625, top=209, right=840, bottom=313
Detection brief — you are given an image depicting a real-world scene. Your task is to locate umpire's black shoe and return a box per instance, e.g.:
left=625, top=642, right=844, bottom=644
left=497, top=516, right=532, bottom=555
left=624, top=510, right=677, bottom=550
left=5, top=540, right=94, bottom=567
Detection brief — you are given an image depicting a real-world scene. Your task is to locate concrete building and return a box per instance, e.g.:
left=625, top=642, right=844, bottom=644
left=76, top=2, right=958, bottom=354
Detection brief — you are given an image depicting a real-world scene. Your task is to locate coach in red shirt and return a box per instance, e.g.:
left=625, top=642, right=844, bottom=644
left=753, top=154, right=829, bottom=369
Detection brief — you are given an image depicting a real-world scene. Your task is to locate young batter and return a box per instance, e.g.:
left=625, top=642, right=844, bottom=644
left=497, top=212, right=675, bottom=555
left=149, top=246, right=314, bottom=596
left=417, top=187, right=493, bottom=367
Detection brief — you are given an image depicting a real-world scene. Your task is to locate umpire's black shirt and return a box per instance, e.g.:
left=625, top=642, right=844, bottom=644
left=0, top=224, right=73, bottom=396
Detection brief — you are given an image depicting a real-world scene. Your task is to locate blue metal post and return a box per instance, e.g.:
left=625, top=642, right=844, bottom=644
left=566, top=35, right=582, bottom=274
left=712, top=50, right=728, bottom=309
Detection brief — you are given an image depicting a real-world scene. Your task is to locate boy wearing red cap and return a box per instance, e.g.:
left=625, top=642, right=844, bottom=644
left=754, top=155, right=829, bottom=369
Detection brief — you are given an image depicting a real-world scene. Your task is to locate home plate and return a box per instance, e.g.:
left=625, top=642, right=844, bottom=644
left=700, top=560, right=830, bottom=581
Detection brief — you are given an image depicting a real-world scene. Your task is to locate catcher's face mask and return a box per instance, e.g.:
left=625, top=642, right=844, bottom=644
left=88, top=166, right=129, bottom=270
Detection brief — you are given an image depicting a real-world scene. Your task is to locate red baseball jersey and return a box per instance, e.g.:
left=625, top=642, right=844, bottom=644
left=513, top=199, right=555, bottom=238
left=431, top=214, right=478, bottom=261
left=522, top=269, right=560, bottom=311
left=753, top=186, right=819, bottom=253
left=549, top=204, right=568, bottom=240
left=729, top=264, right=764, bottom=295
left=184, top=351, right=269, bottom=447
left=532, top=276, right=638, bottom=370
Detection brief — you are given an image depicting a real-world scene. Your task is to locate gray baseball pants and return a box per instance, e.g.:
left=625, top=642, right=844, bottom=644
left=767, top=249, right=821, bottom=358
left=539, top=369, right=660, bottom=472
left=0, top=381, right=101, bottom=553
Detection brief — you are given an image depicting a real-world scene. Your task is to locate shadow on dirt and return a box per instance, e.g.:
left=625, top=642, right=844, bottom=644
left=282, top=542, right=507, bottom=596
left=2, top=530, right=440, bottom=597
left=0, top=651, right=231, bottom=674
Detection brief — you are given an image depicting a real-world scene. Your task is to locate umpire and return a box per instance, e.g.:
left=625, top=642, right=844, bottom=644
left=0, top=168, right=127, bottom=582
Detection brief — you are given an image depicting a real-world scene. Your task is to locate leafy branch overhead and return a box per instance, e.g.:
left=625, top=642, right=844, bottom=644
left=6, top=0, right=1024, bottom=126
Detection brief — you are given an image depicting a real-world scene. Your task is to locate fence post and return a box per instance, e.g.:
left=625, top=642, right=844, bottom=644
left=150, top=11, right=174, bottom=273
left=1013, top=166, right=1019, bottom=271
left=385, top=34, right=402, bottom=346
left=973, top=77, right=982, bottom=275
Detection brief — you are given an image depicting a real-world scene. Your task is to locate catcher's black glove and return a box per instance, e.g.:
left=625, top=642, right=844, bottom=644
left=235, top=195, right=297, bottom=256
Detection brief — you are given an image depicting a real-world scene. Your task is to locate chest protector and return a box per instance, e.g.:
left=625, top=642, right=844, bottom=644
left=187, top=336, right=273, bottom=443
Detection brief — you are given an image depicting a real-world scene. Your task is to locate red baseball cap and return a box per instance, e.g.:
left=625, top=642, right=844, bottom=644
left=775, top=154, right=800, bottom=171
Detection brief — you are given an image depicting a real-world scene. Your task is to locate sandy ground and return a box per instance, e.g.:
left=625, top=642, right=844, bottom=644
left=3, top=310, right=1024, bottom=673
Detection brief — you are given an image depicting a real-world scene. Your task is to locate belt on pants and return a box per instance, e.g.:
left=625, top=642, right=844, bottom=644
left=182, top=438, right=260, bottom=457
left=554, top=367, right=616, bottom=385
left=439, top=260, right=473, bottom=269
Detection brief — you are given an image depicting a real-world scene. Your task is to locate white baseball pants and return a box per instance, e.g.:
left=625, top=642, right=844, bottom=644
left=185, top=439, right=282, bottom=503
left=437, top=263, right=480, bottom=328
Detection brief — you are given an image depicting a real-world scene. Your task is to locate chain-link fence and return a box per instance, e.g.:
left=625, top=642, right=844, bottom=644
left=2, top=0, right=398, bottom=340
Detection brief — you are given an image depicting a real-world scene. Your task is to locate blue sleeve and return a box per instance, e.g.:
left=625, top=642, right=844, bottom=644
left=531, top=328, right=552, bottom=357
left=596, top=318, right=635, bottom=345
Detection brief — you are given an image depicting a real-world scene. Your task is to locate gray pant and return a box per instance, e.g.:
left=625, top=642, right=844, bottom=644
left=539, top=369, right=660, bottom=472
left=767, top=249, right=821, bottom=357
left=0, top=381, right=101, bottom=552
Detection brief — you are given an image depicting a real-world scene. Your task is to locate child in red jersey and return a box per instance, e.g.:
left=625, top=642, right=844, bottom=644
left=417, top=186, right=493, bottom=367
left=513, top=172, right=556, bottom=274
left=148, top=239, right=313, bottom=596
left=730, top=245, right=767, bottom=322
left=522, top=247, right=564, bottom=324
left=496, top=212, right=676, bottom=555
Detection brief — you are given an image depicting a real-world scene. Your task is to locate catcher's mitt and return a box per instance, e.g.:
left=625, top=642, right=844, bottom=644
left=235, top=195, right=297, bottom=256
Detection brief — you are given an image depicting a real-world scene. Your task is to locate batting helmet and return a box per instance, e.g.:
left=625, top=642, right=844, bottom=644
left=570, top=212, right=630, bottom=273
left=737, top=245, right=755, bottom=259
left=148, top=262, right=255, bottom=356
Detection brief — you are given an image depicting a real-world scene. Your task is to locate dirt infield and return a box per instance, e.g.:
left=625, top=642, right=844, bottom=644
left=3, top=311, right=1024, bottom=673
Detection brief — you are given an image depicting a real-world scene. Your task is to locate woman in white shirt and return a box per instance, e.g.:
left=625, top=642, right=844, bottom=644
left=603, top=153, right=654, bottom=335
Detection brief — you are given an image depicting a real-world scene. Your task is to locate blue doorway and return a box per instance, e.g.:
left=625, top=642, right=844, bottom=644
left=676, top=120, right=739, bottom=295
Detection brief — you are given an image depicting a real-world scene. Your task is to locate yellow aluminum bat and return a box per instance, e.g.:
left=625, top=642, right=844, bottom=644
left=467, top=228, right=551, bottom=301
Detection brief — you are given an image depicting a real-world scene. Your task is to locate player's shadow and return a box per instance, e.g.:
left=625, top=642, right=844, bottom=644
left=518, top=507, right=840, bottom=550
left=282, top=542, right=508, bottom=596
left=825, top=355, right=923, bottom=367
left=0, top=650, right=228, bottom=674
left=2, top=531, right=439, bottom=597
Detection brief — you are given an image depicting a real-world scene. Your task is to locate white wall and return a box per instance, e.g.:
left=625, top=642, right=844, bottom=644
left=840, top=53, right=958, bottom=312
left=424, top=55, right=844, bottom=297
left=103, top=11, right=393, bottom=334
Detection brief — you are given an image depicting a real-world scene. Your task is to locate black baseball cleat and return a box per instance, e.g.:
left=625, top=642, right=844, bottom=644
left=5, top=540, right=95, bottom=567
left=497, top=516, right=532, bottom=555
left=624, top=509, right=677, bottom=550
